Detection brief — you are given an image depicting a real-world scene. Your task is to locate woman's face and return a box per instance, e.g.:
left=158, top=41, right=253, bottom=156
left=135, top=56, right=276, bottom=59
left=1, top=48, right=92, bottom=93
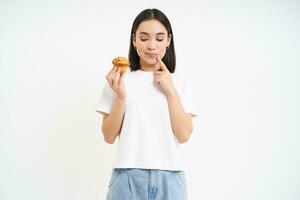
left=133, top=19, right=171, bottom=67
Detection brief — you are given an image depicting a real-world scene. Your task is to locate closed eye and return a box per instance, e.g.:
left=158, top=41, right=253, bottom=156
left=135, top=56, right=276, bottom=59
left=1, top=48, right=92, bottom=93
left=139, top=36, right=164, bottom=42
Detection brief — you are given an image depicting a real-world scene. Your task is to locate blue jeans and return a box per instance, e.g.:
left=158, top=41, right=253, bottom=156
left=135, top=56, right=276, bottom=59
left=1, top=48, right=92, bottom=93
left=106, top=168, right=188, bottom=200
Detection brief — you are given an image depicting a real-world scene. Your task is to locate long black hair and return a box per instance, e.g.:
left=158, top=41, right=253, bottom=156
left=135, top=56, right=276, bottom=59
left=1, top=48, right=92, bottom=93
left=128, top=8, right=176, bottom=73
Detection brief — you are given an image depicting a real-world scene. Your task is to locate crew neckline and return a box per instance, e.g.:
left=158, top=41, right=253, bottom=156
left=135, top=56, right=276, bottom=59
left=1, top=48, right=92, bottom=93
left=133, top=69, right=176, bottom=77
left=136, top=69, right=156, bottom=73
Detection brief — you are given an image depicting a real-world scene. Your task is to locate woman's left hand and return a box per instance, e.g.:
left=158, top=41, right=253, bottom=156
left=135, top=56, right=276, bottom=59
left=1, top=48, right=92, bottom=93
left=155, top=56, right=177, bottom=97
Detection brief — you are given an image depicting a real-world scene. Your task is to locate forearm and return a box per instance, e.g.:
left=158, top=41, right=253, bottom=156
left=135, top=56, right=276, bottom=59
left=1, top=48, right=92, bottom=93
left=166, top=90, right=193, bottom=143
left=102, top=97, right=126, bottom=143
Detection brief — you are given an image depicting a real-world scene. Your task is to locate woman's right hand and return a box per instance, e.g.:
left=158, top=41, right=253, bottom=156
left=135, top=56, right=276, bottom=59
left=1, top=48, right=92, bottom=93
left=105, top=66, right=126, bottom=99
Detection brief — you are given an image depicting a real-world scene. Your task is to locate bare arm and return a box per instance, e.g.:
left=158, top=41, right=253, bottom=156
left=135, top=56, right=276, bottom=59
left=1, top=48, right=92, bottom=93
left=155, top=56, right=193, bottom=143
left=166, top=90, right=193, bottom=143
left=101, top=66, right=127, bottom=144
left=101, top=97, right=126, bottom=144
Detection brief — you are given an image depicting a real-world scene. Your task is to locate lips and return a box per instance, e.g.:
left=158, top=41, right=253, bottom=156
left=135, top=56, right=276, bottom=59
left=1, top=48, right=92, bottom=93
left=145, top=53, right=157, bottom=58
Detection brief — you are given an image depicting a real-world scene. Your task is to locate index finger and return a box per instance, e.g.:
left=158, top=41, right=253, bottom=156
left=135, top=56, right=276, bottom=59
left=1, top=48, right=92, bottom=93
left=106, top=66, right=117, bottom=77
left=156, top=56, right=168, bottom=71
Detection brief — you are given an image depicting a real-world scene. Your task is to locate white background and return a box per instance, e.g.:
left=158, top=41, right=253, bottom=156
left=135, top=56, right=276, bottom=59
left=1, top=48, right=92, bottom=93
left=1, top=0, right=299, bottom=199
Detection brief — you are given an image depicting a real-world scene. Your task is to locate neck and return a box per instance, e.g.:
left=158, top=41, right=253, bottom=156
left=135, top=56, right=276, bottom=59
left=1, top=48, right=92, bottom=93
left=140, top=62, right=160, bottom=72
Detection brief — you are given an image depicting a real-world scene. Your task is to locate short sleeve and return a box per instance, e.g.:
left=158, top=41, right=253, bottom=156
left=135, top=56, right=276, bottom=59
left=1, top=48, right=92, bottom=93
left=180, top=78, right=199, bottom=117
left=95, top=82, right=116, bottom=115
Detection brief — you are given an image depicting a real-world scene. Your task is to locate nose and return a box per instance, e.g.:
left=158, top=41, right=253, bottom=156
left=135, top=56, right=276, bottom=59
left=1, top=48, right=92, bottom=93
left=147, top=40, right=157, bottom=50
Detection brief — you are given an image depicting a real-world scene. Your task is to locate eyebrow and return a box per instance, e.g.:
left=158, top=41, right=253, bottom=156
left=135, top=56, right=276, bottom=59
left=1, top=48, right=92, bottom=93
left=138, top=32, right=166, bottom=36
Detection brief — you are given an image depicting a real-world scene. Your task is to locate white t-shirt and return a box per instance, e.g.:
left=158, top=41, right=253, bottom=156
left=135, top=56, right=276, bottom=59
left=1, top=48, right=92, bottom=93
left=95, top=69, right=198, bottom=171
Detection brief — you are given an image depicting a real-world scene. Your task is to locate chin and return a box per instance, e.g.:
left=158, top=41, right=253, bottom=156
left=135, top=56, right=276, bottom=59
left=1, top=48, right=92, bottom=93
left=144, top=58, right=158, bottom=65
left=147, top=61, right=157, bottom=65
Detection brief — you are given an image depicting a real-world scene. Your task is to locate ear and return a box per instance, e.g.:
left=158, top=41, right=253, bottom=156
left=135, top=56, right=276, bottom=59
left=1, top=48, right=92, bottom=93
left=132, top=34, right=136, bottom=48
left=167, top=34, right=172, bottom=47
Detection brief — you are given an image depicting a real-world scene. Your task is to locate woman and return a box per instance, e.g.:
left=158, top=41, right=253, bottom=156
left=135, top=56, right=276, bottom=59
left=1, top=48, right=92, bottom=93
left=96, top=8, right=197, bottom=200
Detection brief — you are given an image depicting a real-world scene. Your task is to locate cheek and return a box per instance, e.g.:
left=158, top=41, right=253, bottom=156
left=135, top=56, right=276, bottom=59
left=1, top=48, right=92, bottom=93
left=158, top=44, right=167, bottom=56
left=159, top=49, right=167, bottom=58
left=158, top=41, right=168, bottom=50
left=136, top=41, right=146, bottom=49
left=136, top=45, right=144, bottom=56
